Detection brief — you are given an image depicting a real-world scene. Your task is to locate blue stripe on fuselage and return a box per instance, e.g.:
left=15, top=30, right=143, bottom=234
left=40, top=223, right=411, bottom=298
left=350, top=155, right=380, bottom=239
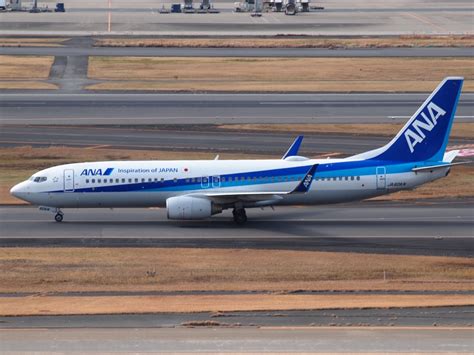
left=45, top=160, right=421, bottom=194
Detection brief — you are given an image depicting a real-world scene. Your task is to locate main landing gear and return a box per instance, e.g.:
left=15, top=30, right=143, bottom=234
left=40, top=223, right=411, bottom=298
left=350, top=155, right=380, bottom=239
left=232, top=208, right=247, bottom=225
left=54, top=211, right=64, bottom=222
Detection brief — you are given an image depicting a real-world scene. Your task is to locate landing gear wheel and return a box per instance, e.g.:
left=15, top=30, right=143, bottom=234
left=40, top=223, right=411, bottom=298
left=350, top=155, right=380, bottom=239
left=54, top=213, right=63, bottom=223
left=233, top=208, right=247, bottom=225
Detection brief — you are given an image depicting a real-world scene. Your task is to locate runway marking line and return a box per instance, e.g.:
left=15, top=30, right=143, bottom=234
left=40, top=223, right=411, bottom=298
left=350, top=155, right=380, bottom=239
left=403, top=12, right=448, bottom=33
left=260, top=326, right=474, bottom=331
left=85, top=144, right=111, bottom=150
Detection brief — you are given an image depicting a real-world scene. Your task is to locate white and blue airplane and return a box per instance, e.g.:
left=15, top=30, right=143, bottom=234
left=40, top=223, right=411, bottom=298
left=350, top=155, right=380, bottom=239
left=10, top=77, right=467, bottom=224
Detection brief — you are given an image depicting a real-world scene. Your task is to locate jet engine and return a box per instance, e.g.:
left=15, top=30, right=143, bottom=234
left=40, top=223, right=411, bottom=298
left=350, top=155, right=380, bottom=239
left=166, top=195, right=222, bottom=220
left=285, top=0, right=296, bottom=14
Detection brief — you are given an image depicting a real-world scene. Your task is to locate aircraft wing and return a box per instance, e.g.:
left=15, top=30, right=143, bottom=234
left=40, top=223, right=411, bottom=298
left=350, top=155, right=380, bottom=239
left=190, top=164, right=318, bottom=204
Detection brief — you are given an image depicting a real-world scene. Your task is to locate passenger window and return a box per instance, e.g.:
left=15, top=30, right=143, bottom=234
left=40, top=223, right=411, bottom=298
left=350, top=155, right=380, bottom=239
left=92, top=179, right=95, bottom=183
left=351, top=176, right=354, bottom=181
left=103, top=179, right=107, bottom=183
left=345, top=177, right=349, bottom=181
left=116, top=179, right=119, bottom=183
left=148, top=178, right=152, bottom=182
left=135, top=178, right=138, bottom=183
left=86, top=179, right=89, bottom=184
left=161, top=178, right=165, bottom=183
left=128, top=179, right=132, bottom=183
left=357, top=176, right=360, bottom=181
left=173, top=178, right=177, bottom=183
left=98, top=179, right=101, bottom=183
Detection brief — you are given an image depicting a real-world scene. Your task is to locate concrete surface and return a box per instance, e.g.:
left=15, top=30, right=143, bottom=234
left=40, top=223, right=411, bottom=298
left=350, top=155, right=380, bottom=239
left=3, top=46, right=473, bottom=58
left=1, top=203, right=472, bottom=256
left=1, top=307, right=473, bottom=328
left=0, top=0, right=472, bottom=36
left=1, top=93, right=473, bottom=125
left=1, top=124, right=471, bottom=157
left=1, top=327, right=473, bottom=353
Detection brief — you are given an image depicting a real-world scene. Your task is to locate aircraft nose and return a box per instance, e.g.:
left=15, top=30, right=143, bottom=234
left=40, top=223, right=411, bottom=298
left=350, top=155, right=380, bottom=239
left=10, top=181, right=28, bottom=199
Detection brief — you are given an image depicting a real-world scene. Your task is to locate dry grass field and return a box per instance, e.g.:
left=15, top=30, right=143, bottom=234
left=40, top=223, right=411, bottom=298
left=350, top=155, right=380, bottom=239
left=1, top=248, right=473, bottom=315
left=2, top=294, right=473, bottom=316
left=2, top=146, right=473, bottom=205
left=0, top=81, right=57, bottom=90
left=0, top=38, right=68, bottom=47
left=87, top=57, right=474, bottom=92
left=1, top=248, right=473, bottom=293
left=95, top=35, right=474, bottom=49
left=0, top=55, right=54, bottom=79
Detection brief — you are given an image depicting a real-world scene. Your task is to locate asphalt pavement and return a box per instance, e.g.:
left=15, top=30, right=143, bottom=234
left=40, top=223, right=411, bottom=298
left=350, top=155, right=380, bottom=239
left=1, top=327, right=473, bottom=353
left=1, top=93, right=473, bottom=125
left=1, top=203, right=472, bottom=256
left=2, top=46, right=473, bottom=57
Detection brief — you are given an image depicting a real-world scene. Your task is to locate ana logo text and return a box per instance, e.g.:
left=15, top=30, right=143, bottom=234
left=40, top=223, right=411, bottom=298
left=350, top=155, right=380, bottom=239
left=303, top=174, right=313, bottom=188
left=80, top=168, right=114, bottom=176
left=404, top=101, right=446, bottom=153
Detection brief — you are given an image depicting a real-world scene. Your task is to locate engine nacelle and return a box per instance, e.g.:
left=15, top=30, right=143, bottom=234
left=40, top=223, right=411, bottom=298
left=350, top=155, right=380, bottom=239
left=166, top=195, right=221, bottom=220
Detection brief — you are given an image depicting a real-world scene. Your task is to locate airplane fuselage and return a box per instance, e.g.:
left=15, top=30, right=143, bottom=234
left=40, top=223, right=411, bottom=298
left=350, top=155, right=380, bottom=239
left=13, top=158, right=448, bottom=209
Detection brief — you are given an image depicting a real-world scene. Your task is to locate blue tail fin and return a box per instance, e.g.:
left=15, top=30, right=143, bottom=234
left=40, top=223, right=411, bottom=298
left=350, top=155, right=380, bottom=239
left=353, top=77, right=463, bottom=162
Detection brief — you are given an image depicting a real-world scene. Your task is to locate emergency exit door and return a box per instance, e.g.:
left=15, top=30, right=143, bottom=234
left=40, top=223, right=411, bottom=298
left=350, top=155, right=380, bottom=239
left=64, top=169, right=74, bottom=192
left=376, top=166, right=386, bottom=190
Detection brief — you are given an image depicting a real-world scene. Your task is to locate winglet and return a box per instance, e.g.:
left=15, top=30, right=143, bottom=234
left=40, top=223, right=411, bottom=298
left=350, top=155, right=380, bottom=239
left=282, top=136, right=304, bottom=159
left=291, top=164, right=318, bottom=193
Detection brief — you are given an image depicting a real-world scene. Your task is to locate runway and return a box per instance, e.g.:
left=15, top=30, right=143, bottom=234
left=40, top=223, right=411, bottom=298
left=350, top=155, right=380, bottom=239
left=2, top=93, right=473, bottom=125
left=1, top=124, right=470, bottom=157
left=1, top=326, right=473, bottom=353
left=1, top=203, right=472, bottom=256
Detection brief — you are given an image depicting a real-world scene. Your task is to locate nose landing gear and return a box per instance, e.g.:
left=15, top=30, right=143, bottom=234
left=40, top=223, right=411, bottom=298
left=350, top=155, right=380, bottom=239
left=232, top=208, right=247, bottom=225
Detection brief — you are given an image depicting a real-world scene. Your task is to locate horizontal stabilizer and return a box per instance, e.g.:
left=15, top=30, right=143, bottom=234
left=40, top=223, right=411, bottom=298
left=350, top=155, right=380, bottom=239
left=443, top=150, right=459, bottom=163
left=412, top=161, right=470, bottom=172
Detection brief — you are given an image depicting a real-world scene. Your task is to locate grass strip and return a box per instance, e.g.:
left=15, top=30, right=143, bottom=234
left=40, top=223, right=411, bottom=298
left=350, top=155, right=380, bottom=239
left=0, top=38, right=68, bottom=47
left=87, top=57, right=474, bottom=92
left=1, top=294, right=472, bottom=316
left=95, top=35, right=474, bottom=49
left=1, top=248, right=473, bottom=293
left=0, top=55, right=54, bottom=79
left=0, top=81, right=57, bottom=90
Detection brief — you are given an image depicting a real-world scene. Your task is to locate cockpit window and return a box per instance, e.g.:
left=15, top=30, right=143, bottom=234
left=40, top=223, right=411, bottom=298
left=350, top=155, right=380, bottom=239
left=32, top=176, right=47, bottom=183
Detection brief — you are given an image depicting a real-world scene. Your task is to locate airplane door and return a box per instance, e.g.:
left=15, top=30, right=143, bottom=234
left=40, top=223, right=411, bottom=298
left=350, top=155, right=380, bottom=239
left=64, top=169, right=74, bottom=192
left=376, top=166, right=386, bottom=190
left=212, top=175, right=221, bottom=188
left=201, top=176, right=210, bottom=188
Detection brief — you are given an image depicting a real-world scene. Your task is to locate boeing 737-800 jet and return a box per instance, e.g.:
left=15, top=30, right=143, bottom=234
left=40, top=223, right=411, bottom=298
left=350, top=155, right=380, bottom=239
left=10, top=77, right=467, bottom=224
